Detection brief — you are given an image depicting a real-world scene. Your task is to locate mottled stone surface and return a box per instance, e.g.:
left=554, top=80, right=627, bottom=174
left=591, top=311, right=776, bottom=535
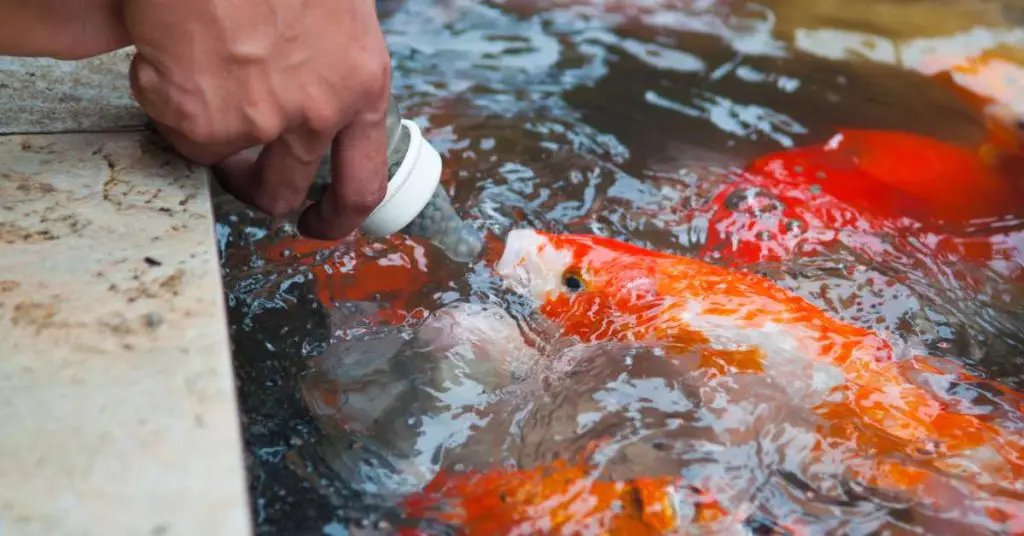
left=0, top=48, right=148, bottom=134
left=0, top=132, right=252, bottom=536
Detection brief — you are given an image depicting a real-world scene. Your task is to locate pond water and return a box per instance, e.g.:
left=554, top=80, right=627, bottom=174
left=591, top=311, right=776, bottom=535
left=214, top=0, right=1024, bottom=534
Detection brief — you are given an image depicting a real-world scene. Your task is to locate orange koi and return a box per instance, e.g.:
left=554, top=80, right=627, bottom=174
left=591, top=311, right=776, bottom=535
left=251, top=228, right=507, bottom=324
left=256, top=232, right=436, bottom=323
left=496, top=229, right=1024, bottom=529
left=697, top=128, right=1024, bottom=269
left=695, top=49, right=1024, bottom=272
left=397, top=441, right=734, bottom=535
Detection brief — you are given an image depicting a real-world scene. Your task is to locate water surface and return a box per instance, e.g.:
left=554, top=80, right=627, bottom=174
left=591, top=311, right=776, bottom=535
left=215, top=1, right=1024, bottom=533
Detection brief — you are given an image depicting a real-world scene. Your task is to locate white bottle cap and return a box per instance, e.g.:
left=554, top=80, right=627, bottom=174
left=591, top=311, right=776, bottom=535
left=360, top=119, right=443, bottom=237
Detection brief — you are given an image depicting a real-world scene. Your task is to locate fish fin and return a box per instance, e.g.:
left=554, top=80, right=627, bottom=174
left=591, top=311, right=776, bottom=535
left=900, top=354, right=1024, bottom=420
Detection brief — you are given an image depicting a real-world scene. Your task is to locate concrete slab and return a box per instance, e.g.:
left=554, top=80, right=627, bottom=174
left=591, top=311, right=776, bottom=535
left=0, top=48, right=148, bottom=135
left=0, top=132, right=252, bottom=536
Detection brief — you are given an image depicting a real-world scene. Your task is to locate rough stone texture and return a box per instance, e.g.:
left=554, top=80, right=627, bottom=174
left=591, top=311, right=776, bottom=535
left=0, top=48, right=148, bottom=134
left=0, top=132, right=252, bottom=536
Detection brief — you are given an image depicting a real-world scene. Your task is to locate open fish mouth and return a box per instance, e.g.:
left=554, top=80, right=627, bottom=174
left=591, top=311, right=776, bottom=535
left=494, top=228, right=539, bottom=298
left=494, top=228, right=574, bottom=303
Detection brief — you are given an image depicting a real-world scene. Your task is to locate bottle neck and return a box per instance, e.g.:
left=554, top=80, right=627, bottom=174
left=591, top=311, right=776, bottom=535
left=385, top=94, right=409, bottom=183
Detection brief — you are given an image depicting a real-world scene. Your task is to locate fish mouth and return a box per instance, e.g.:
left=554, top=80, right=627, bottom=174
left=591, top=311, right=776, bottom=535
left=495, top=228, right=570, bottom=304
left=494, top=229, right=538, bottom=299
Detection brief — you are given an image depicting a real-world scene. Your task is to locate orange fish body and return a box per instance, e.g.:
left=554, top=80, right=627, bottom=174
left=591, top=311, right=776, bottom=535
left=698, top=128, right=1024, bottom=267
left=253, top=230, right=506, bottom=324
left=497, top=229, right=1024, bottom=528
left=698, top=49, right=1024, bottom=273
left=253, top=232, right=438, bottom=324
left=749, top=129, right=1023, bottom=227
left=397, top=442, right=732, bottom=535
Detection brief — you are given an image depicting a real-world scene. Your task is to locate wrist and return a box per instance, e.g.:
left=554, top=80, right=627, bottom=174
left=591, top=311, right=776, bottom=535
left=0, top=0, right=130, bottom=60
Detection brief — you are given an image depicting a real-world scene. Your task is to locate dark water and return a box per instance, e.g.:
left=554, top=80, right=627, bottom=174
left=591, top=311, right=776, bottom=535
left=215, top=1, right=1024, bottom=534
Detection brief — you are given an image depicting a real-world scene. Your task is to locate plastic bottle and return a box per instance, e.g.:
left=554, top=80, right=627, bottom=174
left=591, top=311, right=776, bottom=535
left=308, top=95, right=484, bottom=263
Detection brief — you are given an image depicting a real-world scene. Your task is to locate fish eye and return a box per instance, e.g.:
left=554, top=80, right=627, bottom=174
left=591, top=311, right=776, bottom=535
left=562, top=268, right=585, bottom=292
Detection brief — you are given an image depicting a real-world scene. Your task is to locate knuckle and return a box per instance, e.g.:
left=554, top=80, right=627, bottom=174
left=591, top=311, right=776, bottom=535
left=131, top=63, right=227, bottom=147
left=282, top=134, right=328, bottom=165
left=129, top=58, right=162, bottom=96
left=251, top=115, right=285, bottom=146
left=244, top=103, right=285, bottom=145
left=175, top=111, right=221, bottom=146
left=302, top=102, right=341, bottom=139
left=352, top=53, right=392, bottom=111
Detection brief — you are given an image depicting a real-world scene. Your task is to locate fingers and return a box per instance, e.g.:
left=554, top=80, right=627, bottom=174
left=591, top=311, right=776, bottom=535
left=216, top=133, right=332, bottom=218
left=123, top=0, right=393, bottom=237
left=298, top=109, right=389, bottom=240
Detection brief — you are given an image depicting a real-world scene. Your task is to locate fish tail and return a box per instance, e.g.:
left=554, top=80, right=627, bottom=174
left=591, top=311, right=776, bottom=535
left=844, top=457, right=1024, bottom=532
left=896, top=355, right=1024, bottom=487
left=901, top=354, right=1024, bottom=423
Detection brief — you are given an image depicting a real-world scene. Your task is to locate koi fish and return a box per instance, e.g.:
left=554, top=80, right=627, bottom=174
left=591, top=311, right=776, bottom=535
left=496, top=229, right=1024, bottom=530
left=255, top=232, right=437, bottom=324
left=697, top=128, right=1024, bottom=267
left=253, top=226, right=505, bottom=325
left=695, top=49, right=1024, bottom=271
left=397, top=440, right=735, bottom=535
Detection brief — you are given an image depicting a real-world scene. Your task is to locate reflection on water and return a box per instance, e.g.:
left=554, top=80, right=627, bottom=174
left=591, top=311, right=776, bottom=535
left=215, top=0, right=1024, bottom=533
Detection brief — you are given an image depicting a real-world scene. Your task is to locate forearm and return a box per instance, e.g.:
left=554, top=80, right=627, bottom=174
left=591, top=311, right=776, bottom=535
left=0, top=0, right=130, bottom=60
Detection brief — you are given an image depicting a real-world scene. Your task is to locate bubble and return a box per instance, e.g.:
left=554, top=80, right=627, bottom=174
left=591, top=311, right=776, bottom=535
left=723, top=187, right=783, bottom=215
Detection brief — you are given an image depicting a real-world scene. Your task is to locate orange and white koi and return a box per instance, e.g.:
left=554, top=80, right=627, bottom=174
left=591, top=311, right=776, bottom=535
left=496, top=229, right=1024, bottom=530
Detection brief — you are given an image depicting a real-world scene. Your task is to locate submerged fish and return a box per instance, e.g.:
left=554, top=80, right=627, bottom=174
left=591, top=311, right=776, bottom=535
left=255, top=232, right=437, bottom=324
left=397, top=440, right=735, bottom=535
left=696, top=128, right=1024, bottom=268
left=495, top=229, right=1024, bottom=530
left=694, top=49, right=1024, bottom=278
left=254, top=230, right=506, bottom=326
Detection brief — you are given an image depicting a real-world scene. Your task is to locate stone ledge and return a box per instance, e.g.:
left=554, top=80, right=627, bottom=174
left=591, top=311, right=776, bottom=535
left=0, top=131, right=252, bottom=536
left=0, top=49, right=148, bottom=135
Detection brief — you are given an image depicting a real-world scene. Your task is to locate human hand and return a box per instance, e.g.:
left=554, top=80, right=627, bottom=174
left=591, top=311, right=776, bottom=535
left=123, top=0, right=392, bottom=239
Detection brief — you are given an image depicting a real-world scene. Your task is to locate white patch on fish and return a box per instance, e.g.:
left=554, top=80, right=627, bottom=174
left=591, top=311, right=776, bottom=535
left=496, top=229, right=574, bottom=302
left=673, top=305, right=845, bottom=403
